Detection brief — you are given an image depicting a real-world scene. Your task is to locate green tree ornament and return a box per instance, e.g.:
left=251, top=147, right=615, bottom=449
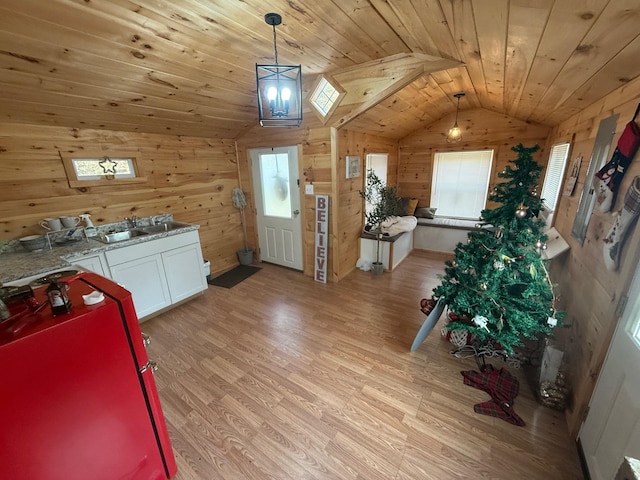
left=433, top=144, right=564, bottom=353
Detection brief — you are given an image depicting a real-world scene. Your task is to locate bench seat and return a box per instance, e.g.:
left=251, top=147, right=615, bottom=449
left=359, top=229, right=414, bottom=271
left=413, top=217, right=479, bottom=253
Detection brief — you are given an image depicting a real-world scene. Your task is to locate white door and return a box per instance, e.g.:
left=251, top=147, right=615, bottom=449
left=579, top=259, right=640, bottom=480
left=250, top=146, right=303, bottom=270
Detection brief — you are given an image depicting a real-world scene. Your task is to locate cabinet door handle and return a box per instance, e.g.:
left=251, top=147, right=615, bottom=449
left=139, top=360, right=158, bottom=374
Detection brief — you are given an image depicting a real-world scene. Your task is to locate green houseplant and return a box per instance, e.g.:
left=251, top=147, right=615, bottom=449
left=359, top=169, right=402, bottom=274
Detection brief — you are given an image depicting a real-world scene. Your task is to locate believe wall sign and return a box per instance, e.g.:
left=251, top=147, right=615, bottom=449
left=314, top=195, right=329, bottom=283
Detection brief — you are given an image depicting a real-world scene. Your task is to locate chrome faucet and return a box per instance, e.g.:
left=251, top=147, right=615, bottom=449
left=124, top=215, right=138, bottom=228
left=152, top=213, right=170, bottom=225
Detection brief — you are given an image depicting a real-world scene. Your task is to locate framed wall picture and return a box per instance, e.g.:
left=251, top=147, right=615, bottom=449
left=562, top=154, right=582, bottom=197
left=346, top=155, right=361, bottom=179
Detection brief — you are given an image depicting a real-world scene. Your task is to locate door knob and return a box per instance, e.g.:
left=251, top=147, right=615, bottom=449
left=293, top=209, right=300, bottom=216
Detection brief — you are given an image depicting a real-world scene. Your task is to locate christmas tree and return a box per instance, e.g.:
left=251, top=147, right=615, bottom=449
left=433, top=144, right=563, bottom=354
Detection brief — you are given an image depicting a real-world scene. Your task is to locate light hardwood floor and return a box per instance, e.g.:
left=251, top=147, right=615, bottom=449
left=143, top=251, right=584, bottom=479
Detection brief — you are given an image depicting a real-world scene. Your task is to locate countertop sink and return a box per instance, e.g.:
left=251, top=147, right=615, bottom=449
left=138, top=221, right=191, bottom=234
left=93, top=229, right=149, bottom=244
left=92, top=221, right=191, bottom=244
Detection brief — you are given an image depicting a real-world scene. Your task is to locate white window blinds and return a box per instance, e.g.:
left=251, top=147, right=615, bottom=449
left=431, top=150, right=493, bottom=219
left=541, top=143, right=570, bottom=211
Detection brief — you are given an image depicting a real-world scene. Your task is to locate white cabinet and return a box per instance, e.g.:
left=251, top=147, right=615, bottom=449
left=105, top=230, right=206, bottom=320
left=109, top=254, right=171, bottom=319
left=162, top=243, right=208, bottom=303
left=67, top=252, right=110, bottom=277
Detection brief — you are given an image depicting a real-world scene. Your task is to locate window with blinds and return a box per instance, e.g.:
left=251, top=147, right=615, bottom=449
left=541, top=143, right=570, bottom=211
left=431, top=150, right=493, bottom=219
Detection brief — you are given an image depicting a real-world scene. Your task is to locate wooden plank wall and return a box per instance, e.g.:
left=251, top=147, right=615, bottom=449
left=0, top=117, right=349, bottom=284
left=544, top=77, right=640, bottom=437
left=398, top=109, right=550, bottom=208
left=235, top=122, right=399, bottom=283
left=334, top=129, right=400, bottom=281
left=0, top=123, right=241, bottom=277
left=235, top=121, right=334, bottom=280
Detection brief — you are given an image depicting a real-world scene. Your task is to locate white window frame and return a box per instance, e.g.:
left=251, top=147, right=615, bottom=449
left=541, top=142, right=571, bottom=213
left=431, top=150, right=494, bottom=219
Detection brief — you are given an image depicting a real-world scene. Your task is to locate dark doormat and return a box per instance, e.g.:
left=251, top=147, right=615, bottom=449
left=208, top=265, right=261, bottom=288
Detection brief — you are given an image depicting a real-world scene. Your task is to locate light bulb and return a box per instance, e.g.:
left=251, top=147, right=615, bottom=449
left=281, top=87, right=291, bottom=101
left=267, top=87, right=277, bottom=101
left=447, top=125, right=462, bottom=143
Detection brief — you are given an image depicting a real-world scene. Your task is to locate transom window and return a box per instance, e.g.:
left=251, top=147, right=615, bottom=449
left=72, top=157, right=137, bottom=180
left=60, top=152, right=146, bottom=188
left=431, top=150, right=494, bottom=219
left=309, top=75, right=345, bottom=122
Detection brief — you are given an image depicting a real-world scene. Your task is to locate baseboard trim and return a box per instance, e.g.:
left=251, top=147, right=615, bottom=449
left=577, top=438, right=592, bottom=480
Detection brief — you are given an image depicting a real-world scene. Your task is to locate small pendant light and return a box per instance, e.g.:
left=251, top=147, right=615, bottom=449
left=446, top=92, right=465, bottom=143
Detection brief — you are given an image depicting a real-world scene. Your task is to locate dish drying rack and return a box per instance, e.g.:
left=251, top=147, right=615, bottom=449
left=45, top=227, right=89, bottom=249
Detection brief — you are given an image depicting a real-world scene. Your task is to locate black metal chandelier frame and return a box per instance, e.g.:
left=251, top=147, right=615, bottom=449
left=255, top=13, right=303, bottom=127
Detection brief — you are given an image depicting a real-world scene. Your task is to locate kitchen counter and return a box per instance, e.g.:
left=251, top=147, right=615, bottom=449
left=0, top=223, right=199, bottom=285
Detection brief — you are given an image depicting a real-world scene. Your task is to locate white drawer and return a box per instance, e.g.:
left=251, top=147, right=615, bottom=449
left=106, top=230, right=200, bottom=266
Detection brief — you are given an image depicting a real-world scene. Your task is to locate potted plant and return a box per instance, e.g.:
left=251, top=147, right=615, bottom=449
left=232, top=187, right=254, bottom=265
left=359, top=170, right=401, bottom=274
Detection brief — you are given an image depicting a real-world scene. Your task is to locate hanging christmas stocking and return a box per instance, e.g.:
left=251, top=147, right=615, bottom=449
left=594, top=105, right=640, bottom=212
left=603, top=176, right=640, bottom=271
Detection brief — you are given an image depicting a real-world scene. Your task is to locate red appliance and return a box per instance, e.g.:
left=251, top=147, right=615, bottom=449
left=0, top=272, right=177, bottom=480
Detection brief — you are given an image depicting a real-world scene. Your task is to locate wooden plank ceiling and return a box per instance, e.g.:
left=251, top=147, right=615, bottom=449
left=0, top=0, right=639, bottom=140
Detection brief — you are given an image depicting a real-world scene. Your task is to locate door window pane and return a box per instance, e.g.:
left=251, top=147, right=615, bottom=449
left=631, top=305, right=640, bottom=349
left=259, top=153, right=292, bottom=218
left=629, top=275, right=640, bottom=349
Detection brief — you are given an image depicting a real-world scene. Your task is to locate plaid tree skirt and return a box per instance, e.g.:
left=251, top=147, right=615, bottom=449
left=461, top=364, right=525, bottom=426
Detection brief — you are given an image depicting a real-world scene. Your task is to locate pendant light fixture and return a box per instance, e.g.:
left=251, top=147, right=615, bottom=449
left=256, top=13, right=303, bottom=127
left=446, top=92, right=465, bottom=143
